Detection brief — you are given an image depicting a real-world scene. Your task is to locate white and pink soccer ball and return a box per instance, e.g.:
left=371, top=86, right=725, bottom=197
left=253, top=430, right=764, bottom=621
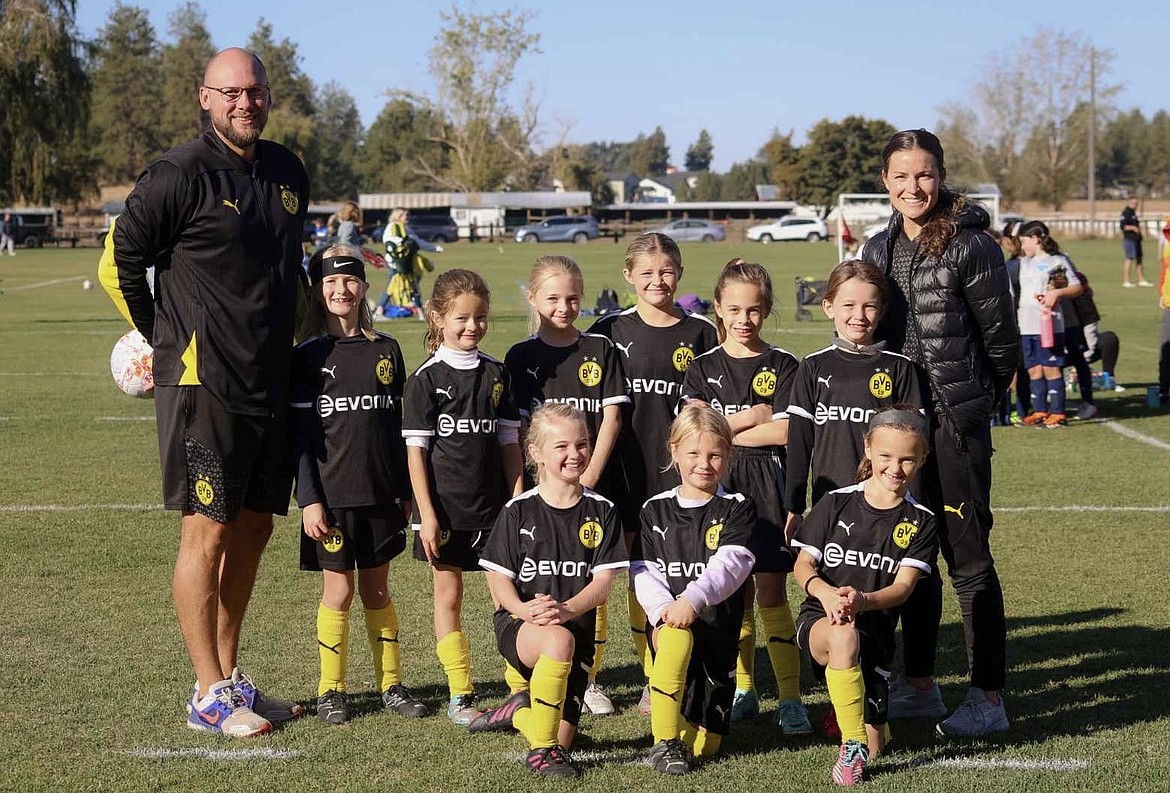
left=110, top=329, right=154, bottom=398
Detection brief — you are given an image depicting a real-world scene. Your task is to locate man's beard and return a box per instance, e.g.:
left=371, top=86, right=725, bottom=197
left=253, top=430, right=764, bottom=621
left=213, top=112, right=265, bottom=149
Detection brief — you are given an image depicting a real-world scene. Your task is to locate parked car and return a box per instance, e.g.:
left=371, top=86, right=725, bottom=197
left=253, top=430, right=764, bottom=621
left=746, top=215, right=829, bottom=243
left=514, top=215, right=600, bottom=244
left=1, top=207, right=60, bottom=248
left=644, top=219, right=726, bottom=243
left=407, top=214, right=459, bottom=244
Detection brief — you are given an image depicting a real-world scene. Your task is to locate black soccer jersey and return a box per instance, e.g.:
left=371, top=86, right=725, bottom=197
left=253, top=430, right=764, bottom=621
left=784, top=345, right=922, bottom=514
left=402, top=348, right=521, bottom=532
left=680, top=345, right=800, bottom=446
left=289, top=331, right=409, bottom=509
left=504, top=332, right=629, bottom=440
left=588, top=308, right=719, bottom=499
left=480, top=488, right=628, bottom=638
left=792, top=483, right=938, bottom=634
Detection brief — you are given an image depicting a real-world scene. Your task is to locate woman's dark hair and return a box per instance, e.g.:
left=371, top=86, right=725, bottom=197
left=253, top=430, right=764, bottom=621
left=881, top=129, right=966, bottom=260
left=1018, top=220, right=1062, bottom=255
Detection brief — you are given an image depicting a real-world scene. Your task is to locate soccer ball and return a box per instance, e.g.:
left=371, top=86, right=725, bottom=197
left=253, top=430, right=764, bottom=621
left=82, top=279, right=93, bottom=291
left=110, top=329, right=154, bottom=398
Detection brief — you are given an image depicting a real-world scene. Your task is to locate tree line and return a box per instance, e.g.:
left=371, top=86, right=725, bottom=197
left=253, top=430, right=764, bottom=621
left=2, top=5, right=1164, bottom=212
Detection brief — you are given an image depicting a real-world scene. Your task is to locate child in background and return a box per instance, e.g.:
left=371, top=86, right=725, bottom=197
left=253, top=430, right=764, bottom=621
left=999, top=222, right=1031, bottom=424
left=589, top=232, right=718, bottom=714
left=1017, top=221, right=1084, bottom=428
left=793, top=409, right=938, bottom=786
left=402, top=269, right=524, bottom=724
left=679, top=259, right=808, bottom=732
left=475, top=404, right=628, bottom=778
left=632, top=404, right=757, bottom=775
left=290, top=244, right=427, bottom=725
left=505, top=255, right=629, bottom=715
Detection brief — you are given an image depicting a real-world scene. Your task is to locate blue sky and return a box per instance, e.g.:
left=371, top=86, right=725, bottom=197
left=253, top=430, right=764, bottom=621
left=77, top=0, right=1165, bottom=172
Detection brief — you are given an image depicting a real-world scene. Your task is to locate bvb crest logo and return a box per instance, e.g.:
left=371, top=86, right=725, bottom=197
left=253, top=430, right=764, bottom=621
left=322, top=528, right=344, bottom=554
left=439, top=529, right=452, bottom=547
left=376, top=357, right=394, bottom=385
left=672, top=344, right=695, bottom=372
left=892, top=521, right=919, bottom=549
left=705, top=522, right=724, bottom=551
left=869, top=370, right=893, bottom=399
left=578, top=358, right=602, bottom=387
left=195, top=477, right=215, bottom=507
left=280, top=186, right=299, bottom=215
left=753, top=369, right=778, bottom=398
left=579, top=520, right=603, bottom=549
left=492, top=381, right=504, bottom=407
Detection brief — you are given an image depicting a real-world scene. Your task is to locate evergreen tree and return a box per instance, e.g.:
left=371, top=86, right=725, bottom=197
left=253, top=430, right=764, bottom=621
left=247, top=19, right=319, bottom=192
left=685, top=129, right=714, bottom=171
left=793, top=116, right=896, bottom=207
left=314, top=82, right=363, bottom=199
left=357, top=98, right=449, bottom=192
left=158, top=2, right=215, bottom=148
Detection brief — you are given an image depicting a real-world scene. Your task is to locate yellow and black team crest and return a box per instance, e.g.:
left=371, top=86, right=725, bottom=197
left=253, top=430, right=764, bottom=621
left=322, top=528, right=344, bottom=554
left=892, top=520, right=919, bottom=549
left=280, top=185, right=299, bottom=215
left=705, top=520, right=724, bottom=551
left=578, top=357, right=602, bottom=387
left=491, top=381, right=504, bottom=407
left=752, top=367, right=778, bottom=398
left=439, top=529, right=452, bottom=547
left=375, top=357, right=395, bottom=385
left=672, top=343, right=695, bottom=373
left=194, top=477, right=215, bottom=507
left=869, top=369, right=893, bottom=399
left=579, top=519, right=603, bottom=549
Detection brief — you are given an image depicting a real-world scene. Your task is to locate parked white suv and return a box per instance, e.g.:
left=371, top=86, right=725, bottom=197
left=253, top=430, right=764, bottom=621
left=746, top=216, right=828, bottom=243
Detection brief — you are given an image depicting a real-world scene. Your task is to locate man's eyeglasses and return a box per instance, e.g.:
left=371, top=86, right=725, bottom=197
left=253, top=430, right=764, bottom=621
left=203, top=84, right=269, bottom=103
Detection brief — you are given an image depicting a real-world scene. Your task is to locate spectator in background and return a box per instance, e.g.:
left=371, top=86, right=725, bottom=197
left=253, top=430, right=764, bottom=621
left=1, top=213, right=14, bottom=256
left=1158, top=216, right=1170, bottom=405
left=335, top=201, right=363, bottom=248
left=1121, top=197, right=1151, bottom=288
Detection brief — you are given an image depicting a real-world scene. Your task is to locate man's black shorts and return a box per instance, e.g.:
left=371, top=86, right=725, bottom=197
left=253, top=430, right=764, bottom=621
left=300, top=504, right=407, bottom=571
left=493, top=609, right=592, bottom=727
left=412, top=527, right=490, bottom=571
left=156, top=384, right=291, bottom=524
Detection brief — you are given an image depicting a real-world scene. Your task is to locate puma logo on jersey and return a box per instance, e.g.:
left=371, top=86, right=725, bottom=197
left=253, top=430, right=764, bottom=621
left=320, top=365, right=337, bottom=379
left=435, top=386, right=454, bottom=400
left=526, top=367, right=540, bottom=379
left=818, top=375, right=833, bottom=388
left=615, top=341, right=633, bottom=358
left=944, top=502, right=966, bottom=520
left=706, top=375, right=725, bottom=388
left=222, top=198, right=241, bottom=215
left=652, top=524, right=668, bottom=540
left=714, top=704, right=728, bottom=720
left=837, top=520, right=854, bottom=536
left=519, top=525, right=536, bottom=540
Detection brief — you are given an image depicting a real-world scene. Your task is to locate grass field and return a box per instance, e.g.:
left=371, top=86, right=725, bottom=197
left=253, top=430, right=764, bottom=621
left=1, top=239, right=1168, bottom=793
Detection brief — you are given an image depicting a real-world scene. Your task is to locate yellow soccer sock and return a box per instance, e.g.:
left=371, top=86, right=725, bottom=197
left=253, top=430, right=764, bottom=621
left=435, top=630, right=473, bottom=697
left=691, top=729, right=722, bottom=758
left=516, top=655, right=572, bottom=749
left=364, top=601, right=401, bottom=691
left=760, top=604, right=801, bottom=701
left=825, top=665, right=867, bottom=744
left=628, top=590, right=652, bottom=679
left=679, top=721, right=697, bottom=749
left=650, top=626, right=693, bottom=743
left=317, top=603, right=350, bottom=696
left=736, top=604, right=756, bottom=692
left=589, top=601, right=608, bottom=679
left=504, top=662, right=529, bottom=695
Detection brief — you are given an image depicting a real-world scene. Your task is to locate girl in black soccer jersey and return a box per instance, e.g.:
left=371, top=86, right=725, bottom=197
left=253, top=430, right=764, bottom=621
left=632, top=404, right=756, bottom=775
left=680, top=259, right=809, bottom=732
left=473, top=404, right=628, bottom=778
left=290, top=245, right=428, bottom=726
left=792, top=409, right=938, bottom=786
left=505, top=255, right=630, bottom=716
left=588, top=233, right=718, bottom=713
left=784, top=260, right=921, bottom=543
left=402, top=269, right=524, bottom=726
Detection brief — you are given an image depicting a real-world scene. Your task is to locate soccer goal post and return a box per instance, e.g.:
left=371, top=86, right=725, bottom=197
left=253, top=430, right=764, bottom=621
left=833, top=192, right=1002, bottom=262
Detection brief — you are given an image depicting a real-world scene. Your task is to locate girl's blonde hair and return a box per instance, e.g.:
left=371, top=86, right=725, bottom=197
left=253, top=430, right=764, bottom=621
left=338, top=200, right=362, bottom=224
left=525, top=403, right=590, bottom=483
left=389, top=207, right=408, bottom=224
left=713, top=258, right=773, bottom=343
left=299, top=244, right=376, bottom=341
left=855, top=407, right=929, bottom=482
left=624, top=231, right=682, bottom=274
left=525, top=255, right=584, bottom=334
left=424, top=268, right=491, bottom=354
left=667, top=403, right=734, bottom=471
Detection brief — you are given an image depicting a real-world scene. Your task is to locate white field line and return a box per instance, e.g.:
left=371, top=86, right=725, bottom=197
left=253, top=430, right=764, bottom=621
left=922, top=757, right=1090, bottom=772
left=127, top=748, right=304, bottom=761
left=0, top=503, right=164, bottom=513
left=0, top=371, right=105, bottom=376
left=6, top=276, right=86, bottom=291
left=95, top=416, right=155, bottom=421
left=996, top=505, right=1170, bottom=512
left=1105, top=420, right=1170, bottom=452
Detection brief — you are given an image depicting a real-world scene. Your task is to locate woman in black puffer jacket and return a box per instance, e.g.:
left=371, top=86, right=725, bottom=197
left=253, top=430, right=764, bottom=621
left=861, top=129, right=1018, bottom=738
